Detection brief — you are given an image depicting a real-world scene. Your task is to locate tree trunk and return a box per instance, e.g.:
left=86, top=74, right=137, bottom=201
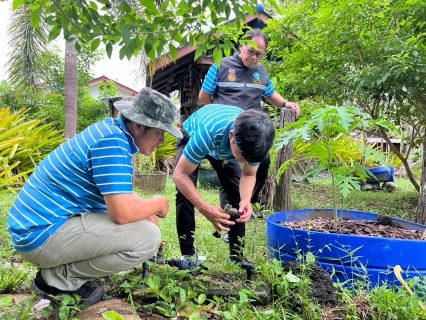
left=65, top=37, right=78, bottom=139
left=272, top=108, right=296, bottom=212
left=416, top=129, right=426, bottom=225
left=377, top=126, right=420, bottom=192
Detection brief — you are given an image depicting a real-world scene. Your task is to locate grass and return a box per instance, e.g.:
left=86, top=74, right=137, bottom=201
left=291, top=177, right=419, bottom=221
left=0, top=177, right=425, bottom=319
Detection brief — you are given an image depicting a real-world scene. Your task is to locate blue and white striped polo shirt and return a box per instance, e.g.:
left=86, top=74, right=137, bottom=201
left=8, top=117, right=138, bottom=252
left=183, top=104, right=258, bottom=166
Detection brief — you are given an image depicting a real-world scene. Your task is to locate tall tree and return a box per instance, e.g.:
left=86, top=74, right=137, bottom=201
left=11, top=0, right=278, bottom=65
left=8, top=0, right=279, bottom=137
left=419, top=131, right=426, bottom=223
left=264, top=0, right=426, bottom=223
left=64, top=37, right=78, bottom=138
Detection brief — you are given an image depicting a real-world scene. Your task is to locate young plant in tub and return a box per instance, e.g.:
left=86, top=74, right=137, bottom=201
left=276, top=104, right=390, bottom=230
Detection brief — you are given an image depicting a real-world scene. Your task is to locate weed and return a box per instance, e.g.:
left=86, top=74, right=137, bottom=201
left=0, top=178, right=424, bottom=318
left=0, top=261, right=33, bottom=292
left=0, top=294, right=53, bottom=320
left=120, top=275, right=143, bottom=319
left=368, top=278, right=426, bottom=319
left=57, top=294, right=83, bottom=320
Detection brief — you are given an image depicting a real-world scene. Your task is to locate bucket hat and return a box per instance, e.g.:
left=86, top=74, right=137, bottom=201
left=114, top=87, right=182, bottom=139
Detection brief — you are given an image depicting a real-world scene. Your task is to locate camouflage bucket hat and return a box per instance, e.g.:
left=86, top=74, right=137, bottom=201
left=114, top=87, right=182, bottom=139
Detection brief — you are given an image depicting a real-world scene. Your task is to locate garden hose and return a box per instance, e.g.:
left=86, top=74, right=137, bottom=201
left=393, top=265, right=425, bottom=310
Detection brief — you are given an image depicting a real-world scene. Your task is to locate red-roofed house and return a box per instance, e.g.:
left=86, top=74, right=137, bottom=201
left=88, top=76, right=138, bottom=98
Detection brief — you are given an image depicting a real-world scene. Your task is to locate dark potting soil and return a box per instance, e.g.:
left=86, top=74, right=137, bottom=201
left=281, top=260, right=338, bottom=308
left=280, top=215, right=426, bottom=240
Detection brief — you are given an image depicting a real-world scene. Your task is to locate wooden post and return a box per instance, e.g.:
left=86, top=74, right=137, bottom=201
left=273, top=108, right=296, bottom=212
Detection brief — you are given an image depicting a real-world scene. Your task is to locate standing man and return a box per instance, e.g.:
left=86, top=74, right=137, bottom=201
left=8, top=88, right=182, bottom=306
left=199, top=28, right=300, bottom=214
left=174, top=105, right=275, bottom=263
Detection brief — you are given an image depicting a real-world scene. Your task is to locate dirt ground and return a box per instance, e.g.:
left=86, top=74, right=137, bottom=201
left=281, top=260, right=338, bottom=308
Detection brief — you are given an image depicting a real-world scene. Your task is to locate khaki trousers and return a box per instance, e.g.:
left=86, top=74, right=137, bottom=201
left=20, top=213, right=161, bottom=291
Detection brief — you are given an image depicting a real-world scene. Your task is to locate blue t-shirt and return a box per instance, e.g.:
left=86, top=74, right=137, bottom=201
left=183, top=104, right=259, bottom=167
left=8, top=117, right=138, bottom=252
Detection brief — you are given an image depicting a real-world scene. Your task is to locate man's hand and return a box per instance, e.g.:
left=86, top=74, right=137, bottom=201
left=285, top=101, right=301, bottom=118
left=152, top=195, right=169, bottom=218
left=236, top=200, right=252, bottom=223
left=199, top=204, right=234, bottom=233
left=266, top=92, right=301, bottom=118
left=105, top=193, right=170, bottom=224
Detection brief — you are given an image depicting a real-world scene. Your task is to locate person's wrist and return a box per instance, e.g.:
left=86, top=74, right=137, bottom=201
left=283, top=101, right=288, bottom=108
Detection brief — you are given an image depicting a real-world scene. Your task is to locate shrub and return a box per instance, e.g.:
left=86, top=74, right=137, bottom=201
left=0, top=107, right=64, bottom=192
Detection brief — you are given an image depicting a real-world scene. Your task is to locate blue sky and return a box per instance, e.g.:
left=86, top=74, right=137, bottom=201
left=0, top=1, right=142, bottom=91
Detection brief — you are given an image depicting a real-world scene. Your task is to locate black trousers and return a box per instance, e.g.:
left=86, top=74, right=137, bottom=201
left=219, top=155, right=270, bottom=208
left=175, top=131, right=246, bottom=257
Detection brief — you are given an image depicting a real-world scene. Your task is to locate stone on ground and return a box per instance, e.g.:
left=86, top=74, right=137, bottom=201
left=77, top=298, right=141, bottom=320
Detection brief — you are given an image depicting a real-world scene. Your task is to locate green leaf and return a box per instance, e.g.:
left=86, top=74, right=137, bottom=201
left=90, top=38, right=101, bottom=52
left=61, top=294, right=72, bottom=305
left=102, top=310, right=125, bottom=320
left=59, top=305, right=70, bottom=320
left=30, top=9, right=41, bottom=29
left=212, top=47, right=222, bottom=68
left=48, top=26, right=62, bottom=41
left=197, top=293, right=206, bottom=304
left=144, top=34, right=155, bottom=59
left=179, top=288, right=187, bottom=303
left=119, top=282, right=131, bottom=289
left=169, top=44, right=178, bottom=61
left=194, top=47, right=204, bottom=61
left=161, top=0, right=169, bottom=11
left=118, top=46, right=126, bottom=60
left=267, top=0, right=280, bottom=12
left=12, top=0, right=25, bottom=10
left=74, top=41, right=81, bottom=53
left=119, top=25, right=130, bottom=45
left=140, top=0, right=158, bottom=12
left=285, top=271, right=301, bottom=283
left=60, top=13, right=69, bottom=30
left=146, top=275, right=160, bottom=289
left=106, top=43, right=113, bottom=59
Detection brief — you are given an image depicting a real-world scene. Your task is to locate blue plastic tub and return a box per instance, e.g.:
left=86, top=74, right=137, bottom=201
left=365, top=166, right=395, bottom=184
left=267, top=209, right=426, bottom=287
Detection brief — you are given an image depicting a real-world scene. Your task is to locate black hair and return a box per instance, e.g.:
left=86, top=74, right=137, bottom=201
left=120, top=114, right=132, bottom=124
left=233, top=109, right=275, bottom=163
left=244, top=28, right=269, bottom=48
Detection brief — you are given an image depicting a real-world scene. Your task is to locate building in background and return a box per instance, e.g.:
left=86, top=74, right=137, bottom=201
left=146, top=5, right=272, bottom=118
left=88, top=76, right=138, bottom=99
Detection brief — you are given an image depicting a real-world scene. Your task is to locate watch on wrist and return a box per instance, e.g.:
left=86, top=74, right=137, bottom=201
left=283, top=101, right=287, bottom=108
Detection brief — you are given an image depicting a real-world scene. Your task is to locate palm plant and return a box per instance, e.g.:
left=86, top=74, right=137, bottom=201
left=6, top=5, right=50, bottom=94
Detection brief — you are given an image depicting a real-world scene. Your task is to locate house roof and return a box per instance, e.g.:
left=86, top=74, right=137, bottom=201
left=89, top=76, right=138, bottom=96
left=152, top=7, right=272, bottom=72
left=149, top=6, right=273, bottom=96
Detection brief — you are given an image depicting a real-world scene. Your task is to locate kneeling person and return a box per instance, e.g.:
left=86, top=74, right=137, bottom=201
left=8, top=88, right=182, bottom=306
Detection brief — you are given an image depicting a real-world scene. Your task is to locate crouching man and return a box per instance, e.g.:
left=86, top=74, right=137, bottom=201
left=8, top=88, right=182, bottom=306
left=174, top=105, right=275, bottom=263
